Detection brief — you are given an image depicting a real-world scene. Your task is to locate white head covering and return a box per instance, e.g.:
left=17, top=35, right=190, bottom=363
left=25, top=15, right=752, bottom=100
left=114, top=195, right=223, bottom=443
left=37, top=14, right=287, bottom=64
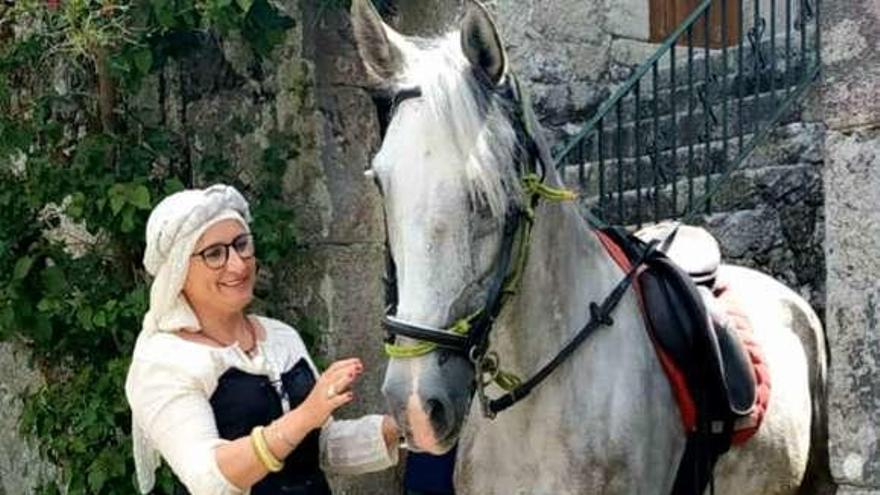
left=132, top=183, right=251, bottom=493
left=141, top=183, right=252, bottom=336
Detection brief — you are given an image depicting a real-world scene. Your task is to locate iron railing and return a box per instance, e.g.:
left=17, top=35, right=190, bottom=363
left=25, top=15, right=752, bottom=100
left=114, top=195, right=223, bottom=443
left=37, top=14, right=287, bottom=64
left=553, top=0, right=821, bottom=228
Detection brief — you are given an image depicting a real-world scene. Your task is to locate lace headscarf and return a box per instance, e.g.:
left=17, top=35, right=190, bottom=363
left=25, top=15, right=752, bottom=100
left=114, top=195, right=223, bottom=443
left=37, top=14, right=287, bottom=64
left=132, top=183, right=251, bottom=493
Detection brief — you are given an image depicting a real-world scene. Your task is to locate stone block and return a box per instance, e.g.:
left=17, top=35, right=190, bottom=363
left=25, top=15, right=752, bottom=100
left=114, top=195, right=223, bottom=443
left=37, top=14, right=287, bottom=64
left=393, top=0, right=460, bottom=36
left=284, top=242, right=404, bottom=494
left=819, top=0, right=880, bottom=129
left=610, top=38, right=694, bottom=71
left=607, top=0, right=650, bottom=41
left=0, top=343, right=57, bottom=494
left=569, top=42, right=612, bottom=83
left=310, top=87, right=385, bottom=245
left=286, top=242, right=387, bottom=405
left=837, top=487, right=880, bottom=495
left=528, top=0, right=606, bottom=44
left=825, top=127, right=880, bottom=487
left=307, top=8, right=370, bottom=88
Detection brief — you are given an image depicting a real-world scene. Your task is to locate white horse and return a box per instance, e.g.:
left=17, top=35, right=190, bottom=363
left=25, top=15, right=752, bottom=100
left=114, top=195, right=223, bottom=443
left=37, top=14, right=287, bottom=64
left=351, top=1, right=829, bottom=493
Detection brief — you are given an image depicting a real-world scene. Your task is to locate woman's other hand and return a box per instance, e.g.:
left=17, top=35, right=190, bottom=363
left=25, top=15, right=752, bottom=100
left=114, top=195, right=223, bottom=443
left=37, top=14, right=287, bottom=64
left=381, top=415, right=400, bottom=450
left=299, top=358, right=363, bottom=429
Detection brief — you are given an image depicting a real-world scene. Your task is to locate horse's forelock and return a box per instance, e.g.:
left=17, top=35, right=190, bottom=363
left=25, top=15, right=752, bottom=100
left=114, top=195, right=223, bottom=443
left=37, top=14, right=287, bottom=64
left=395, top=32, right=523, bottom=219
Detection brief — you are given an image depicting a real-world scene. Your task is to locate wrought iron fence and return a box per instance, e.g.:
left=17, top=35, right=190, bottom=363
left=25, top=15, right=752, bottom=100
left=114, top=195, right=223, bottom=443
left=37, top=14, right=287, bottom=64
left=553, top=0, right=821, bottom=228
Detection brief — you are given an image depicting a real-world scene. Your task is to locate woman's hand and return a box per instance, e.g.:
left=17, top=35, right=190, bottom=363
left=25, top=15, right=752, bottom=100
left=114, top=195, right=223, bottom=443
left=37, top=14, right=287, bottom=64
left=381, top=415, right=400, bottom=450
left=298, top=358, right=363, bottom=430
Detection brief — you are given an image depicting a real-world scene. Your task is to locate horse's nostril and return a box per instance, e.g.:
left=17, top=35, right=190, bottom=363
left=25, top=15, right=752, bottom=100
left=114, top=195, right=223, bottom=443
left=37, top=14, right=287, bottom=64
left=426, top=398, right=447, bottom=429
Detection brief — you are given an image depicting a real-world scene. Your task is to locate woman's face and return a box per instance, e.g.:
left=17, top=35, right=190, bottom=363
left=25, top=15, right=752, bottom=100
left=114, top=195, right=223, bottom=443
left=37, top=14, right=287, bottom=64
left=183, top=219, right=256, bottom=316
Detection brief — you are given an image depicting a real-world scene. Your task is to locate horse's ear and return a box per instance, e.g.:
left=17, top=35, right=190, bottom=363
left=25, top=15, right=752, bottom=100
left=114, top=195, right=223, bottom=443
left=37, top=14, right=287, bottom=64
left=351, top=0, right=404, bottom=83
left=460, top=0, right=507, bottom=86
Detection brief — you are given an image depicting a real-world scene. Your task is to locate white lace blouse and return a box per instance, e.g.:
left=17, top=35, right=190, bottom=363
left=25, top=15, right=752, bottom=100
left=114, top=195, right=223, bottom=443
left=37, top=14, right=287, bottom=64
left=125, top=315, right=398, bottom=494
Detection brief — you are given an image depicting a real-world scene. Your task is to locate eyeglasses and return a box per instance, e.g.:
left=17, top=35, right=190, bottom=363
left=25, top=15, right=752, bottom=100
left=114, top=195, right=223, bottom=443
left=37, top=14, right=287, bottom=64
left=192, top=233, right=255, bottom=269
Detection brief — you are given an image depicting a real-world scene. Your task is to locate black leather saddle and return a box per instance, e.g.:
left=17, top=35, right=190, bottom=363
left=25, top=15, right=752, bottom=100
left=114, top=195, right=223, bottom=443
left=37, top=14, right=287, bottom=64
left=632, top=222, right=756, bottom=419
left=601, top=223, right=757, bottom=495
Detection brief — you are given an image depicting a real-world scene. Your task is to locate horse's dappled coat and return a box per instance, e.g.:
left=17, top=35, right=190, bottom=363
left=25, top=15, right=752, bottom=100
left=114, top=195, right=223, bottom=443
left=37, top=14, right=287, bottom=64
left=352, top=1, right=828, bottom=493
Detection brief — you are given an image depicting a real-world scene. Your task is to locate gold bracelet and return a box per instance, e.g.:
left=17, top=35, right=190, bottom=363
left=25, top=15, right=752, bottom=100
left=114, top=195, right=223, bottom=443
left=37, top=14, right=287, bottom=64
left=250, top=426, right=283, bottom=472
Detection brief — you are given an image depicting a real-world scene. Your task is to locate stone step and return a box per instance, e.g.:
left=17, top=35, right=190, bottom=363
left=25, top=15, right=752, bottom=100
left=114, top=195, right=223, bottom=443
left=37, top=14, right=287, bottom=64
left=589, top=31, right=819, bottom=132
left=609, top=62, right=812, bottom=127
left=562, top=138, right=745, bottom=198
left=557, top=89, right=802, bottom=162
left=573, top=162, right=819, bottom=227
left=650, top=31, right=818, bottom=93
left=559, top=122, right=822, bottom=196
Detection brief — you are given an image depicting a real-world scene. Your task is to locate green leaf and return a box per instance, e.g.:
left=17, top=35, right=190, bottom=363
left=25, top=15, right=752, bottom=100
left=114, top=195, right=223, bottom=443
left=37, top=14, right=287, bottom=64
left=92, top=311, right=106, bottom=328
left=164, top=177, right=185, bottom=195
left=236, top=0, right=254, bottom=13
left=129, top=184, right=151, bottom=210
left=110, top=195, right=125, bottom=215
left=108, top=184, right=126, bottom=215
left=77, top=307, right=93, bottom=329
left=0, top=306, right=15, bottom=333
left=87, top=460, right=107, bottom=493
left=153, top=0, right=176, bottom=29
left=67, top=192, right=86, bottom=219
left=42, top=266, right=66, bottom=295
left=127, top=286, right=147, bottom=314
left=13, top=256, right=34, bottom=280
left=36, top=298, right=54, bottom=312
left=32, top=314, right=52, bottom=344
left=120, top=207, right=136, bottom=233
left=132, top=48, right=153, bottom=75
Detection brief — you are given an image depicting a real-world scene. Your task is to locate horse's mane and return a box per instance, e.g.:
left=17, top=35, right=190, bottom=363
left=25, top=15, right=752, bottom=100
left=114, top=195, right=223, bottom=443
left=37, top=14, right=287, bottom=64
left=396, top=32, right=527, bottom=219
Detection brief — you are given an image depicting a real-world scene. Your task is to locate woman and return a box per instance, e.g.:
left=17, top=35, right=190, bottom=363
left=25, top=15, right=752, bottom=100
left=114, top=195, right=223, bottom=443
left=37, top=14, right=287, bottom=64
left=125, top=184, right=399, bottom=495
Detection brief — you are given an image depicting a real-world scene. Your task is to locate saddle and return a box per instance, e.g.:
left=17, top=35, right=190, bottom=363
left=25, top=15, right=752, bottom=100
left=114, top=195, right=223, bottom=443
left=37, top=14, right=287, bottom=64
left=597, top=223, right=769, bottom=495
left=634, top=223, right=757, bottom=422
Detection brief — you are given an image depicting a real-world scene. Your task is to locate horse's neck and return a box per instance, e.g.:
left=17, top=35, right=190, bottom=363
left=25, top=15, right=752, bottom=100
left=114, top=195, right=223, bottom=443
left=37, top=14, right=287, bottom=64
left=496, top=200, right=629, bottom=371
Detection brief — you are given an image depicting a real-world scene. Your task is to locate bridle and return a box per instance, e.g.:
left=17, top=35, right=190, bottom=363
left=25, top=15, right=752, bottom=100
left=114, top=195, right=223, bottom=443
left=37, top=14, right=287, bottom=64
left=373, top=73, right=658, bottom=418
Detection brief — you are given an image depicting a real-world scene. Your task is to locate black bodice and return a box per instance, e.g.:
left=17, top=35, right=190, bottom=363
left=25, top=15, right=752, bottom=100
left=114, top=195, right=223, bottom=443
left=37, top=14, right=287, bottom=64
left=175, top=358, right=331, bottom=495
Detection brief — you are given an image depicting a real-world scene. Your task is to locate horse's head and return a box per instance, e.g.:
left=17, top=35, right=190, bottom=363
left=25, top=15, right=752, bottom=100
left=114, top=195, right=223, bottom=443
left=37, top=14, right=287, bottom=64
left=352, top=0, right=536, bottom=453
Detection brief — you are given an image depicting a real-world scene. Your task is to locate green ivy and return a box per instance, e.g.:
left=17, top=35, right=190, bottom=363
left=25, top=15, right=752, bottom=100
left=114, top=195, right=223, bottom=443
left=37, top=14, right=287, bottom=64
left=0, top=0, right=332, bottom=492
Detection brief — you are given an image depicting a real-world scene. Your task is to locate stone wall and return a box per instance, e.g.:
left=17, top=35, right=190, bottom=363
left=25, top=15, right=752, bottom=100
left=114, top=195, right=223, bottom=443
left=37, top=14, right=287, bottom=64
left=491, top=0, right=616, bottom=141
left=296, top=2, right=401, bottom=493
left=0, top=0, right=842, bottom=493
left=0, top=1, right=401, bottom=493
left=0, top=343, right=56, bottom=494
left=164, top=1, right=402, bottom=492
left=705, top=121, right=826, bottom=317
left=820, top=0, right=880, bottom=492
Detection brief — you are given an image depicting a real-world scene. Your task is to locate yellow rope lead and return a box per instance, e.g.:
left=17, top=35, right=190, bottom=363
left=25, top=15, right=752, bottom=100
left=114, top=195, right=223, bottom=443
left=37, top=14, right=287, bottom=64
left=521, top=173, right=578, bottom=202
left=384, top=340, right=438, bottom=358
left=494, top=370, right=523, bottom=392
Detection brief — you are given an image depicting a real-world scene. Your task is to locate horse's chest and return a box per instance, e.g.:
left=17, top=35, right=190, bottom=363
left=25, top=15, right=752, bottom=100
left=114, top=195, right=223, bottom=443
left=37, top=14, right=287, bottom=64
left=457, top=367, right=683, bottom=495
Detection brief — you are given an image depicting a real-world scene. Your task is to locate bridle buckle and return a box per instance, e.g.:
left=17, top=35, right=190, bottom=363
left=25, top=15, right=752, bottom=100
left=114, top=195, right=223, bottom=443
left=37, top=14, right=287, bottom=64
left=474, top=351, right=501, bottom=419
